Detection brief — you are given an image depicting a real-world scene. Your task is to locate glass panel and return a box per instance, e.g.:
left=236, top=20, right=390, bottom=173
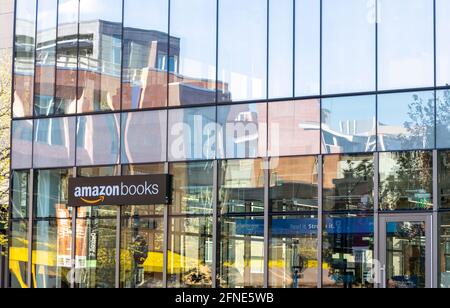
left=436, top=89, right=450, bottom=149
left=378, top=0, right=434, bottom=90
left=122, top=164, right=166, bottom=216
left=378, top=91, right=435, bottom=151
left=13, top=0, right=36, bottom=118
left=268, top=100, right=320, bottom=157
left=322, top=214, right=374, bottom=288
left=76, top=114, right=120, bottom=166
left=219, top=159, right=264, bottom=214
left=295, top=0, right=320, bottom=96
left=55, top=0, right=78, bottom=114
left=170, top=161, right=214, bottom=216
left=77, top=0, right=122, bottom=113
left=270, top=156, right=318, bottom=213
left=167, top=217, right=213, bottom=288
left=440, top=213, right=450, bottom=288
left=11, top=120, right=33, bottom=170
left=439, top=151, right=450, bottom=209
left=121, top=110, right=167, bottom=164
left=122, top=0, right=168, bottom=110
left=34, top=0, right=58, bottom=116
left=120, top=216, right=164, bottom=288
left=379, top=151, right=433, bottom=211
left=169, top=0, right=216, bottom=106
left=386, top=221, right=426, bottom=289
left=34, top=169, right=72, bottom=219
left=12, top=171, right=29, bottom=220
left=9, top=220, right=28, bottom=288
left=269, top=215, right=318, bottom=288
left=217, top=103, right=267, bottom=159
left=437, top=0, right=450, bottom=87
left=268, top=0, right=293, bottom=99
left=32, top=219, right=72, bottom=288
left=218, top=0, right=267, bottom=102
left=219, top=216, right=264, bottom=288
left=168, top=107, right=216, bottom=161
left=33, top=117, right=76, bottom=168
left=75, top=217, right=116, bottom=288
left=322, top=0, right=375, bottom=94
left=322, top=95, right=376, bottom=154
left=323, top=154, right=374, bottom=211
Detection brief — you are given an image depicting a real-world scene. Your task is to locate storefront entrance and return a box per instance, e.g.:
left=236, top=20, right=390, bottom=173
left=379, top=214, right=433, bottom=288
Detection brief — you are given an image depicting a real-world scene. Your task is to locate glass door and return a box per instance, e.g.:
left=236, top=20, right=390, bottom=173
left=379, top=214, right=432, bottom=288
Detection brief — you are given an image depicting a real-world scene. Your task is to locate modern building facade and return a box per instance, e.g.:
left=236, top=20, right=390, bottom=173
left=2, top=0, right=450, bottom=288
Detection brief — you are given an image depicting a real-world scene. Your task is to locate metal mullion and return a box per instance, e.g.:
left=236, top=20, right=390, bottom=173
left=114, top=162, right=123, bottom=288
left=263, top=158, right=269, bottom=288
left=70, top=167, right=77, bottom=289
left=162, top=162, right=169, bottom=288
left=373, top=152, right=380, bottom=288
left=212, top=160, right=218, bottom=288
left=317, top=155, right=323, bottom=288
left=433, top=149, right=439, bottom=288
left=26, top=169, right=34, bottom=288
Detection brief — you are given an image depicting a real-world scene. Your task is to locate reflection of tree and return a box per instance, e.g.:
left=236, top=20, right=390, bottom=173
left=0, top=50, right=11, bottom=250
left=339, top=159, right=374, bottom=210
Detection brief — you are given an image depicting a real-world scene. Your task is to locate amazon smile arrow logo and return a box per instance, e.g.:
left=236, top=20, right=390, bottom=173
left=80, top=195, right=105, bottom=205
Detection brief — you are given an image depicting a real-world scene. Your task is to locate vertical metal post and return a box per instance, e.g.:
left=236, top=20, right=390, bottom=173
left=26, top=169, right=34, bottom=288
left=317, top=155, right=323, bottom=288
left=70, top=167, right=77, bottom=289
left=433, top=150, right=439, bottom=288
left=163, top=162, right=169, bottom=288
left=115, top=166, right=122, bottom=288
left=373, top=152, right=380, bottom=288
left=263, top=158, right=270, bottom=288
left=212, top=160, right=218, bottom=288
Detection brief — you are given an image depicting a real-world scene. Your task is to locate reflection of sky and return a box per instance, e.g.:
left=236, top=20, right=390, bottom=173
left=80, top=0, right=122, bottom=22
left=437, top=0, right=450, bottom=86
left=36, top=0, right=57, bottom=32
left=322, top=96, right=375, bottom=131
left=124, top=0, right=168, bottom=31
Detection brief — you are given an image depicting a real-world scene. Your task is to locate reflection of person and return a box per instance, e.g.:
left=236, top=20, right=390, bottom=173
left=130, top=235, right=149, bottom=287
left=293, top=270, right=299, bottom=289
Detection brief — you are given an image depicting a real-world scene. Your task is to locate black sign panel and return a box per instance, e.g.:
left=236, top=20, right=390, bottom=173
left=68, top=175, right=172, bottom=207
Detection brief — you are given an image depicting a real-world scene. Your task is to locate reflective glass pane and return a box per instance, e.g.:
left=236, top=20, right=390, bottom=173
left=440, top=213, right=450, bottom=288
left=32, top=219, right=72, bottom=288
left=270, top=156, right=318, bottom=213
left=34, top=169, right=73, bottom=219
left=170, top=161, right=214, bottom=216
left=322, top=0, right=375, bottom=94
left=77, top=0, right=122, bottom=112
left=13, top=0, right=36, bottom=118
left=269, top=215, right=318, bottom=288
left=438, top=151, right=450, bottom=209
left=219, top=159, right=264, bottom=214
left=34, top=0, right=58, bottom=116
left=76, top=114, right=120, bottom=166
left=11, top=120, right=33, bottom=170
left=437, top=0, right=450, bottom=87
left=75, top=217, right=116, bottom=288
left=322, top=95, right=376, bottom=154
left=12, top=171, right=29, bottom=220
left=167, top=217, right=213, bottom=288
left=378, top=0, right=434, bottom=90
left=268, top=0, right=293, bottom=99
left=322, top=214, right=374, bottom=288
left=169, top=0, right=216, bottom=106
left=9, top=220, right=28, bottom=288
left=378, top=91, right=435, bottom=151
left=122, top=0, right=169, bottom=110
left=295, top=0, right=320, bottom=96
left=218, top=0, right=267, bottom=102
left=33, top=117, right=76, bottom=168
left=379, top=151, right=433, bottom=211
left=323, top=154, right=374, bottom=212
left=121, top=111, right=167, bottom=164
left=219, top=216, right=264, bottom=288
left=168, top=107, right=216, bottom=161
left=217, top=103, right=267, bottom=159
left=120, top=216, right=164, bottom=288
left=268, top=100, right=320, bottom=157
left=436, top=89, right=450, bottom=149
left=55, top=0, right=78, bottom=114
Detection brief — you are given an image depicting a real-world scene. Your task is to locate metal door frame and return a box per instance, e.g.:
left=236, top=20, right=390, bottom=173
left=379, top=213, right=433, bottom=288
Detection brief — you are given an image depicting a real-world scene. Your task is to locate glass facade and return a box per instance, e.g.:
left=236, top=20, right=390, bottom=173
left=6, top=0, right=450, bottom=289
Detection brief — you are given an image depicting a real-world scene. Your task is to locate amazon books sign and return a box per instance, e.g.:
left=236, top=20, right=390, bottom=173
left=68, top=175, right=172, bottom=207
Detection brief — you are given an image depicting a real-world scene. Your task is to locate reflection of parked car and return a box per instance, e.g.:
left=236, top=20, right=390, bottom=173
left=389, top=276, right=418, bottom=288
